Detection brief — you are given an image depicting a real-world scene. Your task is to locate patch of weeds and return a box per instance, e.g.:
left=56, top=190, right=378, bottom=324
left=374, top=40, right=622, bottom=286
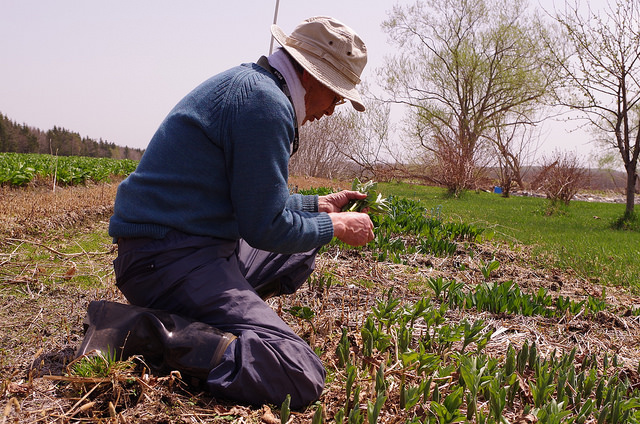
left=296, top=186, right=335, bottom=196
left=2, top=235, right=114, bottom=295
left=418, top=234, right=457, bottom=256
left=308, top=271, right=335, bottom=295
left=312, top=403, right=324, bottom=424
left=407, top=275, right=435, bottom=293
left=7, top=241, right=50, bottom=262
left=479, top=257, right=500, bottom=280
left=327, top=291, right=640, bottom=424
left=69, top=349, right=136, bottom=378
left=426, top=276, right=453, bottom=300
left=59, top=349, right=147, bottom=418
left=324, top=367, right=337, bottom=385
left=352, top=278, right=374, bottom=289
left=532, top=199, right=569, bottom=217
left=280, top=394, right=291, bottom=424
left=286, top=305, right=316, bottom=333
left=79, top=231, right=111, bottom=248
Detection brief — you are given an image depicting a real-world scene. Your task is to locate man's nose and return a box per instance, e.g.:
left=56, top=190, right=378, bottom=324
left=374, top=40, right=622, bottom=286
left=325, top=104, right=336, bottom=116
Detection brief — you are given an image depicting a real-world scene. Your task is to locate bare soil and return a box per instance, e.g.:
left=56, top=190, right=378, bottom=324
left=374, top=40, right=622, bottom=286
left=1, top=177, right=639, bottom=423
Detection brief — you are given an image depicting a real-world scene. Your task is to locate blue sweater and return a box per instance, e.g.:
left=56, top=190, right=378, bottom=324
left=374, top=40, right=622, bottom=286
left=109, top=62, right=334, bottom=254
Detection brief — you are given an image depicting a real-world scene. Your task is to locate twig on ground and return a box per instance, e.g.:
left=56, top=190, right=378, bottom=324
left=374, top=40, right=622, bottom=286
left=6, top=238, right=110, bottom=258
left=0, top=242, right=23, bottom=267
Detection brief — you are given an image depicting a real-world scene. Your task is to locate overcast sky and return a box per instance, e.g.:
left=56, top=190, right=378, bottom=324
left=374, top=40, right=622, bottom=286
left=1, top=0, right=604, bottom=159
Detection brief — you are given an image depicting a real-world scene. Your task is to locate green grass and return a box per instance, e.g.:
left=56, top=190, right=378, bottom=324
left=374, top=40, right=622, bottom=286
left=70, top=349, right=136, bottom=378
left=2, top=231, right=114, bottom=295
left=379, top=182, right=640, bottom=289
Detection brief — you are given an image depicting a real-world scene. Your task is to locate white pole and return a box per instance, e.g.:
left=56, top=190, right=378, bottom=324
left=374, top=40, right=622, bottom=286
left=269, top=0, right=280, bottom=55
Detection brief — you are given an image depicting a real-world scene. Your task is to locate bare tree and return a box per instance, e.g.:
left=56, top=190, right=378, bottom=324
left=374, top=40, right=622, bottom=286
left=291, top=87, right=399, bottom=182
left=331, top=91, right=402, bottom=181
left=548, top=0, right=640, bottom=218
left=380, top=0, right=560, bottom=194
left=409, top=108, right=489, bottom=195
left=533, top=149, right=589, bottom=205
left=289, top=113, right=351, bottom=179
left=486, top=114, right=543, bottom=196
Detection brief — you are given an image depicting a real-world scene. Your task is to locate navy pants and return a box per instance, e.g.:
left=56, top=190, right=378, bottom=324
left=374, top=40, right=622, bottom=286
left=114, top=231, right=325, bottom=409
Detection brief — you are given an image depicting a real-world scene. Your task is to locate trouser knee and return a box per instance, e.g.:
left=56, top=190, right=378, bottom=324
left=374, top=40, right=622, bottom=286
left=289, top=357, right=326, bottom=409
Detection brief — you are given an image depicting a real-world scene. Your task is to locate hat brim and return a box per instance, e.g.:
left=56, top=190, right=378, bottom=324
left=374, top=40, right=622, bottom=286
left=271, top=24, right=365, bottom=112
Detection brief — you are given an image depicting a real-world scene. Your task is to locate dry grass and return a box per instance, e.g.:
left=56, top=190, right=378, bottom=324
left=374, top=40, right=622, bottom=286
left=0, top=179, right=121, bottom=240
left=1, top=178, right=639, bottom=423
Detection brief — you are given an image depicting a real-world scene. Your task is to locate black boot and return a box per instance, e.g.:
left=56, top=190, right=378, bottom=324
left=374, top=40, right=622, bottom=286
left=76, top=300, right=236, bottom=387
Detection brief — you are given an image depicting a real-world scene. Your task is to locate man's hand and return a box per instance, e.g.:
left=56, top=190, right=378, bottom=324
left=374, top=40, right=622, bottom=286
left=328, top=212, right=374, bottom=246
left=319, top=190, right=367, bottom=213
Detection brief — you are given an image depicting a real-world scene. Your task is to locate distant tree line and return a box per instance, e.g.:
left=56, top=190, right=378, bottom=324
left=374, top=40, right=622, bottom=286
left=0, top=113, right=144, bottom=160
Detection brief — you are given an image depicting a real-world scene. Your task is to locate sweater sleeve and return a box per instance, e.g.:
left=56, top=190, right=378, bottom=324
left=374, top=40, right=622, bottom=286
left=222, top=73, right=332, bottom=253
left=286, top=193, right=319, bottom=212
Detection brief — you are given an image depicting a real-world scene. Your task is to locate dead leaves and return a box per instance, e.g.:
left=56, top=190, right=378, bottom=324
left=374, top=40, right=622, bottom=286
left=62, top=262, right=76, bottom=280
left=261, top=405, right=280, bottom=424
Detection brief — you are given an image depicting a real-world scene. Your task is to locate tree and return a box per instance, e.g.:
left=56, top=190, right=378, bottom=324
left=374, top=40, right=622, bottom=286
left=533, top=149, right=589, bottom=206
left=408, top=108, right=490, bottom=194
left=290, top=112, right=352, bottom=179
left=18, top=124, right=38, bottom=153
left=47, top=126, right=81, bottom=156
left=380, top=0, right=560, bottom=194
left=548, top=0, right=640, bottom=218
left=0, top=115, right=11, bottom=152
left=291, top=89, right=397, bottom=180
left=486, top=112, right=543, bottom=196
left=0, top=113, right=145, bottom=158
left=332, top=90, right=400, bottom=181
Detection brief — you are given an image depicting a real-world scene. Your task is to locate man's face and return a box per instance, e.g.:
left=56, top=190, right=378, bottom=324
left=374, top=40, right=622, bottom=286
left=301, top=71, right=344, bottom=125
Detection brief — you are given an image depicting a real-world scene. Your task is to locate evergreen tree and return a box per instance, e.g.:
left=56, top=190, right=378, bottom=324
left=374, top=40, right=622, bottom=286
left=0, top=111, right=145, bottom=158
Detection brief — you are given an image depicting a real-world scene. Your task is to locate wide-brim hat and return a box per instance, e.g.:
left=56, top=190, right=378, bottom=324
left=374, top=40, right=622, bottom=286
left=271, top=16, right=367, bottom=112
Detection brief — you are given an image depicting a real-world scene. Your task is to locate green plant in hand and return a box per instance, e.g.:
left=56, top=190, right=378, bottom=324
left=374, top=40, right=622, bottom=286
left=342, top=178, right=390, bottom=216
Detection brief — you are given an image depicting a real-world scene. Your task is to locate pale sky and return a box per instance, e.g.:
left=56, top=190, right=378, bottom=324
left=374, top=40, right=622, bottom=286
left=1, top=0, right=604, bottom=160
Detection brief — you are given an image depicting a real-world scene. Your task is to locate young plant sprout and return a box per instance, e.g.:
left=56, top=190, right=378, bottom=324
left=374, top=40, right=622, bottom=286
left=342, top=178, right=390, bottom=215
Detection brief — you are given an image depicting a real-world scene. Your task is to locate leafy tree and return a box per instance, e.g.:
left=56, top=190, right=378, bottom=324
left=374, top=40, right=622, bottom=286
left=547, top=0, right=640, bottom=218
left=380, top=0, right=560, bottom=195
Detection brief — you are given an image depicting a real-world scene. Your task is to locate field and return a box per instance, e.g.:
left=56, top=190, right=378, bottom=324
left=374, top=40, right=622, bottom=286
left=378, top=182, right=640, bottom=289
left=0, top=153, right=137, bottom=187
left=1, top=160, right=640, bottom=423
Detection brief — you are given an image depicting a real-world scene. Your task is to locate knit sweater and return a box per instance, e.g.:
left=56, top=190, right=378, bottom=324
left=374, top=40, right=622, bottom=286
left=108, top=62, right=334, bottom=254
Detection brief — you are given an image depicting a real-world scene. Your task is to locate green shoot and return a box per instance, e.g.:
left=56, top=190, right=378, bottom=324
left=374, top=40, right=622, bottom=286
left=69, top=347, right=135, bottom=378
left=280, top=394, right=291, bottom=424
left=342, top=178, right=390, bottom=216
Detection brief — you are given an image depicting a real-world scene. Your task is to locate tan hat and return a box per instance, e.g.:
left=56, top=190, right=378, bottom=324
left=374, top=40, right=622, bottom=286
left=271, top=16, right=367, bottom=112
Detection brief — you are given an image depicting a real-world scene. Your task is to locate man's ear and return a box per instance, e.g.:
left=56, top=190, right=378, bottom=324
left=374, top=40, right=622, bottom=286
left=300, top=69, right=313, bottom=86
left=301, top=70, right=324, bottom=93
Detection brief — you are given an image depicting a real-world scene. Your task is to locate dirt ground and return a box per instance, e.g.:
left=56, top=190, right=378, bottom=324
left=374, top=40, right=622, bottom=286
left=1, top=177, right=639, bottom=423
